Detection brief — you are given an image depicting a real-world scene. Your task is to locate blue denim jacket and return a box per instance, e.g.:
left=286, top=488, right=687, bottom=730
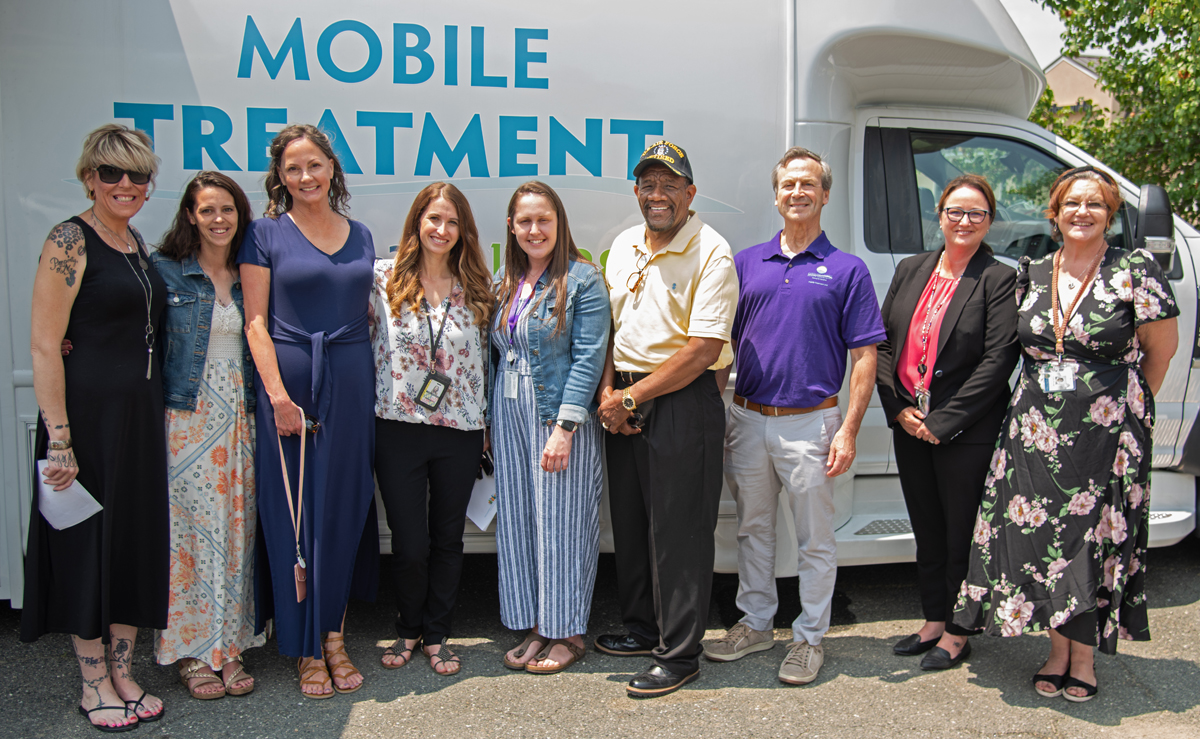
left=149, top=252, right=255, bottom=412
left=488, top=259, right=611, bottom=427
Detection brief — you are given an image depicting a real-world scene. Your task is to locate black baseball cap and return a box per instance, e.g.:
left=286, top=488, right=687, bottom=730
left=632, top=140, right=693, bottom=183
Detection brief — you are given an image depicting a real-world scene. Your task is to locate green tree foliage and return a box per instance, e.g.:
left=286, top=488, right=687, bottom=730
left=1030, top=1, right=1199, bottom=225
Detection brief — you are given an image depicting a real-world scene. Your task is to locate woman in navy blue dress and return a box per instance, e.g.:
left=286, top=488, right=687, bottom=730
left=238, top=124, right=378, bottom=700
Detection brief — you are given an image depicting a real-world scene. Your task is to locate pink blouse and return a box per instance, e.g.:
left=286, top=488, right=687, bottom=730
left=898, top=268, right=960, bottom=399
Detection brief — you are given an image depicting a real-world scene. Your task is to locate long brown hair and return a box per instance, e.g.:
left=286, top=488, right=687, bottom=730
left=157, top=171, right=252, bottom=270
left=261, top=124, right=351, bottom=218
left=937, top=174, right=997, bottom=256
left=496, top=181, right=596, bottom=339
left=387, top=182, right=493, bottom=327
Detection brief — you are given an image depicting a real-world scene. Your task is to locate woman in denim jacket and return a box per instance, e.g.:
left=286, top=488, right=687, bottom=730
left=149, top=172, right=264, bottom=700
left=491, top=181, right=611, bottom=674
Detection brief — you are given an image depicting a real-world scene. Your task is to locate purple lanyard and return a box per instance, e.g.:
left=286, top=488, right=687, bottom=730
left=506, top=279, right=536, bottom=342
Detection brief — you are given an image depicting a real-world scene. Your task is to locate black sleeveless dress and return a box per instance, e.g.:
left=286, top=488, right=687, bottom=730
left=21, top=216, right=169, bottom=641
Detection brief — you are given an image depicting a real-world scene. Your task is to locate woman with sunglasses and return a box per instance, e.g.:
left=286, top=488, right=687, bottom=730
left=150, top=172, right=264, bottom=700
left=954, top=167, right=1178, bottom=702
left=490, top=182, right=610, bottom=674
left=24, top=123, right=168, bottom=731
left=239, top=124, right=379, bottom=699
left=876, top=174, right=1020, bottom=671
left=370, top=182, right=493, bottom=676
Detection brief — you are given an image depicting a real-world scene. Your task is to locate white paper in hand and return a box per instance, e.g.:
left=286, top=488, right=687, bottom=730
left=37, top=460, right=102, bottom=530
left=465, top=473, right=497, bottom=531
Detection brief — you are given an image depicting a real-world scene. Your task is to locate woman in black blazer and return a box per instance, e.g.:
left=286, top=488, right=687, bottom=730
left=876, top=174, right=1020, bottom=670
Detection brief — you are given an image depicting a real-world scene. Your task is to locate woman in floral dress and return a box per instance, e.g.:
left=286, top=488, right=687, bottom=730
left=954, top=166, right=1178, bottom=702
left=151, top=172, right=265, bottom=699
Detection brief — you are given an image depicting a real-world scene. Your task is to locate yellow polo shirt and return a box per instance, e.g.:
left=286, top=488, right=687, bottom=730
left=605, top=212, right=738, bottom=373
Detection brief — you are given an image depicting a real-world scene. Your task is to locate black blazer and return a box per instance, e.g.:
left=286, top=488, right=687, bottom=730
left=876, top=246, right=1020, bottom=445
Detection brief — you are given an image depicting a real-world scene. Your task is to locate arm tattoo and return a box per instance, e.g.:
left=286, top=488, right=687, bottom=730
left=49, top=255, right=79, bottom=287
left=47, top=449, right=77, bottom=468
left=45, top=222, right=84, bottom=286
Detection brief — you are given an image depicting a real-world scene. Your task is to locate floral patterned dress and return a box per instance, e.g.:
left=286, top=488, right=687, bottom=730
left=155, top=299, right=265, bottom=667
left=953, top=248, right=1178, bottom=654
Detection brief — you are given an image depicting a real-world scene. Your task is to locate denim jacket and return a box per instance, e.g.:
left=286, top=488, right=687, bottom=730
left=149, top=252, right=255, bottom=412
left=488, top=259, right=611, bottom=427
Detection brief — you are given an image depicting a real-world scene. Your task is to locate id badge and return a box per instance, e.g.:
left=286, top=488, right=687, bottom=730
left=294, top=558, right=307, bottom=603
left=1039, top=362, right=1076, bottom=393
left=916, top=390, right=931, bottom=416
left=504, top=370, right=518, bottom=399
left=416, top=371, right=452, bottom=412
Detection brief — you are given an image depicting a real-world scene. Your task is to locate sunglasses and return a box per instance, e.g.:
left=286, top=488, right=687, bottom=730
left=95, top=165, right=151, bottom=185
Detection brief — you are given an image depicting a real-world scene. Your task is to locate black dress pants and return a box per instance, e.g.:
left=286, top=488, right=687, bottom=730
left=893, top=430, right=993, bottom=636
left=606, top=371, right=724, bottom=674
left=375, top=418, right=484, bottom=645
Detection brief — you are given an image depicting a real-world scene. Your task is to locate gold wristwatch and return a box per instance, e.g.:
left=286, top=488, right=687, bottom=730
left=621, top=388, right=638, bottom=411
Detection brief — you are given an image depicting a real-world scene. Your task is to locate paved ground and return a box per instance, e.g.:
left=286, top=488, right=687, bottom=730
left=2, top=536, right=1198, bottom=739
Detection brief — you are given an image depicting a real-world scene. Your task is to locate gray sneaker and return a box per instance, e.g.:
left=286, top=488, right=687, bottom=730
left=703, top=623, right=775, bottom=662
left=778, top=640, right=823, bottom=685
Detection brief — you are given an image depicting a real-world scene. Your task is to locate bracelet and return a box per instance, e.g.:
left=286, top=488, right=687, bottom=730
left=48, top=439, right=73, bottom=451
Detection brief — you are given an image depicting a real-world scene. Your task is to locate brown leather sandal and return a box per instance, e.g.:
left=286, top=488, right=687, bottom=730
left=323, top=635, right=363, bottom=694
left=525, top=639, right=586, bottom=675
left=179, top=658, right=226, bottom=700
left=504, top=631, right=550, bottom=670
left=297, top=657, right=333, bottom=700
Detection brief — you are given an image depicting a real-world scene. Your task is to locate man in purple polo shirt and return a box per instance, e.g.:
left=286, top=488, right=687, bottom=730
left=703, top=147, right=886, bottom=686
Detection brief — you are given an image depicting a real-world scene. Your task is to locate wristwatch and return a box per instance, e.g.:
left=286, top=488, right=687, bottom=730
left=556, top=419, right=578, bottom=433
left=621, top=388, right=638, bottom=411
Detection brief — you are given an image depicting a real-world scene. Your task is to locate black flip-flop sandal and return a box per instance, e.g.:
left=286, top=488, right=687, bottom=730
left=123, top=690, right=164, bottom=722
left=77, top=704, right=138, bottom=733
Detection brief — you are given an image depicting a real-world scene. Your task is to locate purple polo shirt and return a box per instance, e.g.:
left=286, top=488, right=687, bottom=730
left=732, top=231, right=886, bottom=408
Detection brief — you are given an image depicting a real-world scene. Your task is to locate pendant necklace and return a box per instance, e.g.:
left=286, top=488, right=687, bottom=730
left=914, top=252, right=961, bottom=414
left=92, top=211, right=154, bottom=378
left=90, top=209, right=148, bottom=269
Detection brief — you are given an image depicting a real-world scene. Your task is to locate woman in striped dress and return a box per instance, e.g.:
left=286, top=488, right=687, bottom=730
left=491, top=182, right=611, bottom=674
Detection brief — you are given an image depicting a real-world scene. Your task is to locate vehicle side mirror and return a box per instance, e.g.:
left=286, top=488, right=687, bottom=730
left=1136, top=184, right=1175, bottom=272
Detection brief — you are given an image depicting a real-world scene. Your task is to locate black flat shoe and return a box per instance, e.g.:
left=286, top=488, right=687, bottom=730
left=1062, top=676, right=1098, bottom=703
left=893, top=634, right=939, bottom=656
left=626, top=664, right=698, bottom=698
left=1032, top=672, right=1066, bottom=698
left=595, top=633, right=654, bottom=656
left=919, top=640, right=971, bottom=670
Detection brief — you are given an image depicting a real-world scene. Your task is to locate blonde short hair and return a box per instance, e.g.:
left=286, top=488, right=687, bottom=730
left=75, top=124, right=159, bottom=199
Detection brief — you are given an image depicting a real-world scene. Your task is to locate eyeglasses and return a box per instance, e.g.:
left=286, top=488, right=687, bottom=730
left=95, top=165, right=151, bottom=185
left=941, top=208, right=990, bottom=224
left=304, top=414, right=321, bottom=433
left=628, top=412, right=645, bottom=430
left=1061, top=200, right=1109, bottom=213
left=626, top=251, right=650, bottom=292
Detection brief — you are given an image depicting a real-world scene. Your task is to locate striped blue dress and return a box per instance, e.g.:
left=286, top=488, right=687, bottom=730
left=492, top=299, right=603, bottom=639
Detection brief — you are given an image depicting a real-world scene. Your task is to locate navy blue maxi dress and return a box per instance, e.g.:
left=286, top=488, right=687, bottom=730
left=238, top=215, right=378, bottom=658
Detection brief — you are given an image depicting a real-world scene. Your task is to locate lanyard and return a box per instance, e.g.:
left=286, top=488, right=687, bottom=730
left=277, top=430, right=306, bottom=567
left=1050, top=246, right=1106, bottom=360
left=915, top=252, right=961, bottom=393
left=426, top=298, right=451, bottom=368
left=506, top=279, right=536, bottom=345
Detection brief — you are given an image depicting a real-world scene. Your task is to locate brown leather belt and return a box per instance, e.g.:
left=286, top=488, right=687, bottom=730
left=733, top=395, right=837, bottom=417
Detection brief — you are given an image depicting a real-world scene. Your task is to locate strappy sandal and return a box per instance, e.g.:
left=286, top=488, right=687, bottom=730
left=382, top=637, right=421, bottom=669
left=179, top=658, right=226, bottom=700
left=425, top=637, right=462, bottom=676
left=297, top=656, right=334, bottom=700
left=123, top=689, right=164, bottom=722
left=525, top=638, right=586, bottom=675
left=1063, top=676, right=1099, bottom=703
left=504, top=631, right=550, bottom=670
left=222, top=655, right=254, bottom=697
left=323, top=635, right=364, bottom=694
left=77, top=704, right=137, bottom=733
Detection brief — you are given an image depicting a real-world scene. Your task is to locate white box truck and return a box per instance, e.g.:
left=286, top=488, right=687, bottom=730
left=1, top=0, right=1195, bottom=605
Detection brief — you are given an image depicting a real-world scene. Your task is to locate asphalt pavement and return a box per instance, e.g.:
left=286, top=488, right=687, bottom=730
left=3, top=537, right=1198, bottom=739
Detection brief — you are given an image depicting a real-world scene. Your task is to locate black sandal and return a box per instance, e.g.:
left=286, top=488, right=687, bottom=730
left=1062, top=676, right=1098, bottom=703
left=1032, top=672, right=1066, bottom=698
left=426, top=637, right=461, bottom=676
left=77, top=704, right=137, bottom=734
left=382, top=637, right=421, bottom=669
left=123, top=690, right=164, bottom=722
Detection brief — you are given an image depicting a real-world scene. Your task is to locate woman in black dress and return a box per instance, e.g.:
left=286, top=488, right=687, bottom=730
left=24, top=124, right=168, bottom=732
left=954, top=167, right=1179, bottom=702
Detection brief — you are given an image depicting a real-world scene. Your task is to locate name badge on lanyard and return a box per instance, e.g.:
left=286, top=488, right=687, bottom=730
left=416, top=298, right=453, bottom=413
left=1039, top=361, right=1077, bottom=393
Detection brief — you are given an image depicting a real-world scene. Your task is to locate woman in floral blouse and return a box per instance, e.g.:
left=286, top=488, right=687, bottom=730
left=369, top=182, right=493, bottom=676
left=953, top=166, right=1178, bottom=702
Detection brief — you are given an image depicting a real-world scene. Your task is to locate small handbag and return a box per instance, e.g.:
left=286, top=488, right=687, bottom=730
left=277, top=415, right=318, bottom=603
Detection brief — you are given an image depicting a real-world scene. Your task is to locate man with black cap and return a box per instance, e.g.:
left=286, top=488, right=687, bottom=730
left=594, top=140, right=738, bottom=697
